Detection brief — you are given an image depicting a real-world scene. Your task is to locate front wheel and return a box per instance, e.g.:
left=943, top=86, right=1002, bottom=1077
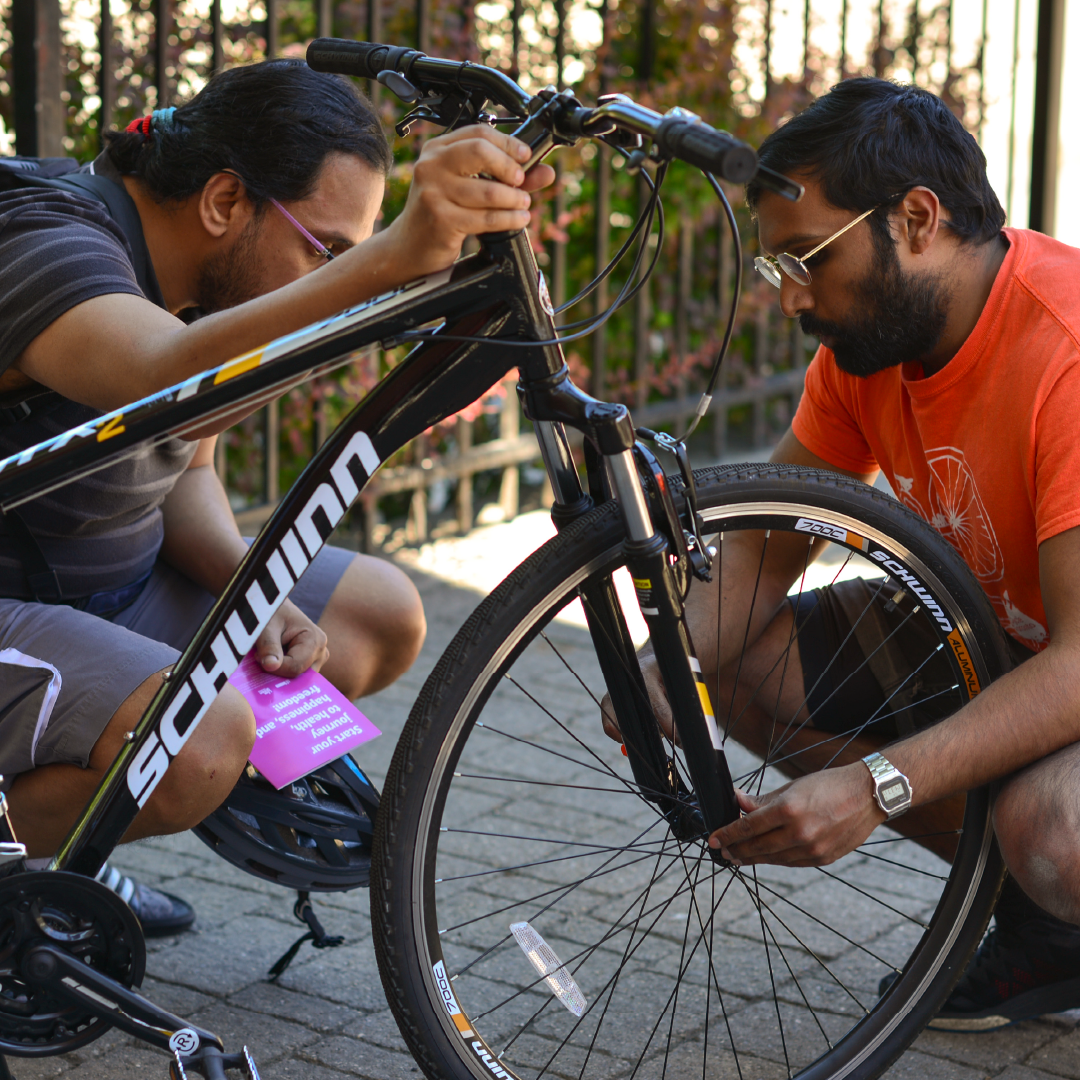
left=373, top=465, right=1010, bottom=1080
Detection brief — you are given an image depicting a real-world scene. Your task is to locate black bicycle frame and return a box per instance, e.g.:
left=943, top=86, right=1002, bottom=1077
left=0, top=227, right=736, bottom=881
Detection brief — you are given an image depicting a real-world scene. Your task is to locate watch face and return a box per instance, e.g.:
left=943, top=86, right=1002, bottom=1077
left=878, top=778, right=910, bottom=811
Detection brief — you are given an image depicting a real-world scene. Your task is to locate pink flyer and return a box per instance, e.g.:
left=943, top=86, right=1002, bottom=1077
left=228, top=651, right=381, bottom=790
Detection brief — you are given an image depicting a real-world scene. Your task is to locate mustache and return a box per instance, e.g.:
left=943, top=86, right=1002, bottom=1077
left=798, top=313, right=848, bottom=340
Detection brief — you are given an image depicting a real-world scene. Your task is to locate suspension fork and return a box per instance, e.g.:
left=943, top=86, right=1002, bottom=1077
left=521, top=374, right=739, bottom=847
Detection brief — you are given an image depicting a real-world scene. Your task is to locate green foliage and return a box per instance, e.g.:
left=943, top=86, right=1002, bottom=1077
left=0, top=0, right=988, bottom=514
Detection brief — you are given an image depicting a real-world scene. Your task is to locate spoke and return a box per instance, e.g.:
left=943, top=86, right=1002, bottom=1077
left=812, top=866, right=928, bottom=928
left=852, top=848, right=949, bottom=881
left=749, top=876, right=898, bottom=969
left=449, top=816, right=674, bottom=984
left=496, top=681, right=698, bottom=811
left=478, top=846, right=726, bottom=1029
left=859, top=830, right=962, bottom=847
left=751, top=867, right=792, bottom=1078
left=733, top=681, right=963, bottom=786
left=453, top=771, right=650, bottom=796
left=722, top=530, right=771, bottom=740
left=753, top=891, right=840, bottom=1049
left=743, top=879, right=870, bottom=1014
left=492, top=834, right=701, bottom=1058
left=749, top=538, right=816, bottom=798
left=436, top=835, right=672, bottom=885
left=571, top=830, right=681, bottom=1080
left=437, top=844, right=676, bottom=933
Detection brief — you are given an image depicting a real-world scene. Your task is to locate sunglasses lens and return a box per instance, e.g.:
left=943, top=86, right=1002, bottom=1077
left=754, top=257, right=782, bottom=288
left=777, top=254, right=811, bottom=286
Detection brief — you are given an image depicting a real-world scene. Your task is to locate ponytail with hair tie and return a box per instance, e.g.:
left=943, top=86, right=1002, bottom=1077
left=123, top=108, right=179, bottom=140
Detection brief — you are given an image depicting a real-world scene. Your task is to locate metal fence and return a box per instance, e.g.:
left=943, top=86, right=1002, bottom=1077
left=2, top=0, right=1067, bottom=548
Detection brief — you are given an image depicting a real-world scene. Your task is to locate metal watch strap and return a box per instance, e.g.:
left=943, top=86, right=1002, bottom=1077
left=862, top=752, right=913, bottom=820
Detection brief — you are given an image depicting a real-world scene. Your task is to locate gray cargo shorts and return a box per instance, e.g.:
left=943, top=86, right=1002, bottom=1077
left=0, top=543, right=354, bottom=785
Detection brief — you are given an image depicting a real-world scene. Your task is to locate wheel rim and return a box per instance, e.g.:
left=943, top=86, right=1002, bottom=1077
left=405, top=499, right=997, bottom=1080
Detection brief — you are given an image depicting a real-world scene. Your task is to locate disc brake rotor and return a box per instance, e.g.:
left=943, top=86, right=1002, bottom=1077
left=0, top=870, right=146, bottom=1056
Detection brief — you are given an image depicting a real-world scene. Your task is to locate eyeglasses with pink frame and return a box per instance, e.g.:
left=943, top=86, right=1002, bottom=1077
left=270, top=199, right=336, bottom=262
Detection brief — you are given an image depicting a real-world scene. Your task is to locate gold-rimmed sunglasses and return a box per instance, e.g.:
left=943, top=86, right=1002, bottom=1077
left=754, top=204, right=879, bottom=288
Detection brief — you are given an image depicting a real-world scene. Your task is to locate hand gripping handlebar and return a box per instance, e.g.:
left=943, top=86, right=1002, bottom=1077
left=306, top=37, right=803, bottom=197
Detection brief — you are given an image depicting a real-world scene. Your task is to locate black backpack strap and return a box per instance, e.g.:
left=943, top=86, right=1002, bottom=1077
left=1, top=510, right=62, bottom=602
left=51, top=173, right=160, bottom=303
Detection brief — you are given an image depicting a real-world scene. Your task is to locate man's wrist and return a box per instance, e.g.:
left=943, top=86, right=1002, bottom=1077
left=862, top=752, right=914, bottom=819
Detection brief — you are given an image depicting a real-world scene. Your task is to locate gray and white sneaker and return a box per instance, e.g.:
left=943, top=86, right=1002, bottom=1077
left=95, top=862, right=196, bottom=937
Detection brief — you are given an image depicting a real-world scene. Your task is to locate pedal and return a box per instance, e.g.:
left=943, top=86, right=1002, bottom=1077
left=170, top=1045, right=260, bottom=1079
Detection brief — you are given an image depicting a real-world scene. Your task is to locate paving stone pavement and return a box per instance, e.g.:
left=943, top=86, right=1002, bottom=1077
left=5, top=526, right=1080, bottom=1080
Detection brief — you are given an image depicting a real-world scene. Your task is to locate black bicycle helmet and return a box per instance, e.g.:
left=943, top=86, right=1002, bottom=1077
left=193, top=755, right=379, bottom=891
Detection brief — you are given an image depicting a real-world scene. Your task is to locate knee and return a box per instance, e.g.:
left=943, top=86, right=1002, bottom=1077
left=373, top=564, right=426, bottom=677
left=144, top=687, right=254, bottom=834
left=330, top=559, right=426, bottom=698
left=994, top=773, right=1080, bottom=925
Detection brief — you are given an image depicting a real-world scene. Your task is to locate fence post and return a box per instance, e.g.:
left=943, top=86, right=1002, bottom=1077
left=499, top=383, right=520, bottom=520
left=713, top=214, right=732, bottom=458
left=264, top=402, right=280, bottom=504
left=154, top=0, right=170, bottom=105
left=1029, top=0, right=1065, bottom=234
left=753, top=306, right=768, bottom=449
left=676, top=216, right=692, bottom=434
left=265, top=0, right=279, bottom=57
left=211, top=0, right=223, bottom=71
left=317, top=0, right=333, bottom=38
left=12, top=0, right=64, bottom=156
left=456, top=418, right=473, bottom=533
left=99, top=0, right=113, bottom=148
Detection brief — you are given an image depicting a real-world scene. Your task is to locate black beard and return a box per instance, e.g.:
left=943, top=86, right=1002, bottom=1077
left=194, top=215, right=264, bottom=314
left=799, top=234, right=951, bottom=378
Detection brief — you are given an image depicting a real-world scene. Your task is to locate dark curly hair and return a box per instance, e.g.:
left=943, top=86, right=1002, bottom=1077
left=745, top=78, right=1005, bottom=247
left=105, top=59, right=392, bottom=206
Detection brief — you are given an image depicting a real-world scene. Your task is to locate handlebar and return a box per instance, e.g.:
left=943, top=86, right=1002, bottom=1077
left=306, top=37, right=802, bottom=197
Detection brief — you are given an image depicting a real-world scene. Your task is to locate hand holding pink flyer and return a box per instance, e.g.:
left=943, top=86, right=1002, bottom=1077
left=228, top=651, right=381, bottom=790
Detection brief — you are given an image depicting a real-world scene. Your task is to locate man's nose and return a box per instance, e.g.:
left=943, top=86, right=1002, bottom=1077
left=779, top=276, right=813, bottom=319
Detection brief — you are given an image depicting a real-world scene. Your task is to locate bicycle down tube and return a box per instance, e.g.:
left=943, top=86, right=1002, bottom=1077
left=0, top=226, right=736, bottom=879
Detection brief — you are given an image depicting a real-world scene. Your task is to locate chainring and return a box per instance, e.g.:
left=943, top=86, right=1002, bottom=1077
left=0, top=870, right=145, bottom=1056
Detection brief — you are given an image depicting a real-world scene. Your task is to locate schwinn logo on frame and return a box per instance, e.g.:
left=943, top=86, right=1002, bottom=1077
left=125, top=430, right=381, bottom=807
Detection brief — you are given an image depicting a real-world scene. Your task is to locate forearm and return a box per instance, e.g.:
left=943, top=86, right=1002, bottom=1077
left=159, top=461, right=250, bottom=595
left=884, top=642, right=1080, bottom=804
left=19, top=228, right=413, bottom=412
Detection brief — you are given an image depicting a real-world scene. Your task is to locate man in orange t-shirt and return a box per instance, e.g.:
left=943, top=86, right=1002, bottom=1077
left=680, top=79, right=1080, bottom=1029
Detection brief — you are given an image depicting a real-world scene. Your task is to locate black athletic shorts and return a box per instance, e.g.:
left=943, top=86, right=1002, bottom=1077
left=789, top=577, right=1033, bottom=741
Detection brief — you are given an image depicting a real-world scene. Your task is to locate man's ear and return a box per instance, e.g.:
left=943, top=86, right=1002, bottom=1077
left=197, top=171, right=253, bottom=240
left=895, top=186, right=943, bottom=256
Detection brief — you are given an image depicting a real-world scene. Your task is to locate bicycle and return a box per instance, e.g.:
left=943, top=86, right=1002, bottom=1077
left=0, top=37, right=1010, bottom=1080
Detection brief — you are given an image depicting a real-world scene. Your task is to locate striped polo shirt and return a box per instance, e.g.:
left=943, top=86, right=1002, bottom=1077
left=0, top=167, right=197, bottom=600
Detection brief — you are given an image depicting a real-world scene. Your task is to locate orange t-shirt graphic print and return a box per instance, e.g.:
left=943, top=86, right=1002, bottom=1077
left=791, top=227, right=1080, bottom=652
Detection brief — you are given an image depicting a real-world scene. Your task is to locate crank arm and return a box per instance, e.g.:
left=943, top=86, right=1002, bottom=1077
left=20, top=944, right=223, bottom=1054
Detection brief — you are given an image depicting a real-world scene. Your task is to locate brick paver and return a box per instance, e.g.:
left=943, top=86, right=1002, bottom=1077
left=4, top=537, right=1079, bottom=1080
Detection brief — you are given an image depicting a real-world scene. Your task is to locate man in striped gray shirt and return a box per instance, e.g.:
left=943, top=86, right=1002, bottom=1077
left=0, top=59, right=554, bottom=933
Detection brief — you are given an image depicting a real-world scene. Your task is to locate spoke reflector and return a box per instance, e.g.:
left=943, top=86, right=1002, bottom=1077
left=509, top=921, right=587, bottom=1017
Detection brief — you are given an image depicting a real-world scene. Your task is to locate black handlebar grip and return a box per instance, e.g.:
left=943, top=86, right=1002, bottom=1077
left=307, top=38, right=422, bottom=79
left=654, top=118, right=757, bottom=184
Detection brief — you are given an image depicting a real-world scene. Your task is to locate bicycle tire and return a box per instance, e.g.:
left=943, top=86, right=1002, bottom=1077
left=373, top=464, right=1011, bottom=1080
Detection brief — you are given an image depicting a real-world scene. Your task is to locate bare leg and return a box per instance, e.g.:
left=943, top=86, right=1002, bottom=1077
left=6, top=668, right=254, bottom=859
left=315, top=554, right=426, bottom=701
left=713, top=603, right=966, bottom=862
left=994, top=743, right=1080, bottom=924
